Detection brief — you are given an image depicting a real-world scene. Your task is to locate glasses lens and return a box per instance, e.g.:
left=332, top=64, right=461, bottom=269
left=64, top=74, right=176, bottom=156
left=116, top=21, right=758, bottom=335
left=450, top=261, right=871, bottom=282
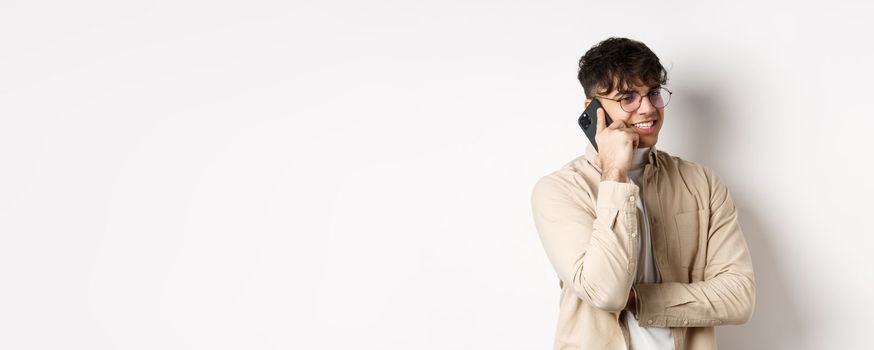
left=620, top=92, right=640, bottom=112
left=652, top=88, right=670, bottom=108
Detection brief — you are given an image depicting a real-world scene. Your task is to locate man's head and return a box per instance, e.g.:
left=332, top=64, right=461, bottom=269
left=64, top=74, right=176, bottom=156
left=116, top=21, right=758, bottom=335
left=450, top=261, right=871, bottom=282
left=578, top=37, right=669, bottom=148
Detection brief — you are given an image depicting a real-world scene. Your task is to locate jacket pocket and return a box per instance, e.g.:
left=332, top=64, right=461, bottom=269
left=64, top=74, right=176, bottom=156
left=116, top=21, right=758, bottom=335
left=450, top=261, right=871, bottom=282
left=672, top=209, right=705, bottom=269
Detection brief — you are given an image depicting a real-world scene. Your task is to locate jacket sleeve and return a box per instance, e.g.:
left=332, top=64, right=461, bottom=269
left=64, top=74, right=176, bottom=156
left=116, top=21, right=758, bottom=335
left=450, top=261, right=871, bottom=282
left=531, top=175, right=642, bottom=312
left=632, top=168, right=756, bottom=327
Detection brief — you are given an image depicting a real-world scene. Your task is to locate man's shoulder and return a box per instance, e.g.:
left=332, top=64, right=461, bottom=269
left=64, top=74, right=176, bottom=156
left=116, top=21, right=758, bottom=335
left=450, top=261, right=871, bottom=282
left=531, top=148, right=722, bottom=200
left=531, top=154, right=600, bottom=205
left=655, top=149, right=724, bottom=193
left=656, top=148, right=713, bottom=177
left=538, top=152, right=601, bottom=183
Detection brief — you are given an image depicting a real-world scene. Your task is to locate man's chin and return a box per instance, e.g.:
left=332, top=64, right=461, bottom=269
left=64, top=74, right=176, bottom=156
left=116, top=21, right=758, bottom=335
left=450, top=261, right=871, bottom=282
left=639, top=136, right=658, bottom=148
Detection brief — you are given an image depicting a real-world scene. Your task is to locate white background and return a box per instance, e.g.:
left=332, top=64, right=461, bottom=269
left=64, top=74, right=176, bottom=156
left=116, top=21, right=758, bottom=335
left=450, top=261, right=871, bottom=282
left=1, top=1, right=872, bottom=349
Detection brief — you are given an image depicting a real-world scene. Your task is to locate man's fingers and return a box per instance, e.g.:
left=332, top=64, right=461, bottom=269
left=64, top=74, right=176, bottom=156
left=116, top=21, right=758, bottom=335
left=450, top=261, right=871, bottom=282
left=596, top=107, right=606, bottom=133
left=611, top=119, right=628, bottom=130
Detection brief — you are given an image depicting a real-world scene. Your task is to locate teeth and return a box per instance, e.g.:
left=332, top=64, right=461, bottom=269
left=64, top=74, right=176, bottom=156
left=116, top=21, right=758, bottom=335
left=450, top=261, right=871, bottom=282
left=634, top=121, right=654, bottom=128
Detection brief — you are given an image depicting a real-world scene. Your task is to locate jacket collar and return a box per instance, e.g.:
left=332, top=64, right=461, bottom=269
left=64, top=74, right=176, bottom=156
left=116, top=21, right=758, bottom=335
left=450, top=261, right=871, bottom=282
left=583, top=143, right=660, bottom=173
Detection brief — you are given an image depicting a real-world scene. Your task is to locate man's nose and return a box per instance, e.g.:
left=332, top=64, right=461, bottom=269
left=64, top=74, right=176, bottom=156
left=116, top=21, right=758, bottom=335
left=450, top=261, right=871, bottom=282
left=637, top=95, right=655, bottom=114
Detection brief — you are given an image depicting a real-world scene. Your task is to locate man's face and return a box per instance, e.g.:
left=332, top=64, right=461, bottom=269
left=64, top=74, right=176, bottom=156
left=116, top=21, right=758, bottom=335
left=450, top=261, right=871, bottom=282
left=583, top=82, right=665, bottom=149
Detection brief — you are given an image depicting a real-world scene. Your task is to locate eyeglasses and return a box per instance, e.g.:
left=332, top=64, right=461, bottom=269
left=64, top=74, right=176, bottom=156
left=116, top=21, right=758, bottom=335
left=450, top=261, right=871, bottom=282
left=597, top=87, right=673, bottom=113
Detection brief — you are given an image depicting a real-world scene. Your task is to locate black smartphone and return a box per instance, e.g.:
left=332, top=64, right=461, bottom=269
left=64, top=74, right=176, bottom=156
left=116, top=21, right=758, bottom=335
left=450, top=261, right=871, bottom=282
left=577, top=98, right=613, bottom=152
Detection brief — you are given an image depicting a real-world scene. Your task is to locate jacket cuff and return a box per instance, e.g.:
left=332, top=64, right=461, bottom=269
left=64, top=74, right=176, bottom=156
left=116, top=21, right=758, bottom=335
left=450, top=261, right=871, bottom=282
left=633, top=283, right=662, bottom=325
left=633, top=283, right=722, bottom=328
left=597, top=181, right=639, bottom=212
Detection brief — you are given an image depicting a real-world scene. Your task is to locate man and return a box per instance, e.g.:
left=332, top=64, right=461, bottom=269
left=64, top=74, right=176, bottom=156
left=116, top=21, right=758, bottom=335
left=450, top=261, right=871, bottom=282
left=530, top=37, right=755, bottom=349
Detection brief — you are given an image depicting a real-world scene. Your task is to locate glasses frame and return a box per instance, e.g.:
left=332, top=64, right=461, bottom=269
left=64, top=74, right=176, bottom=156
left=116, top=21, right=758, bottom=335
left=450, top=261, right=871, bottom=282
left=597, top=87, right=673, bottom=113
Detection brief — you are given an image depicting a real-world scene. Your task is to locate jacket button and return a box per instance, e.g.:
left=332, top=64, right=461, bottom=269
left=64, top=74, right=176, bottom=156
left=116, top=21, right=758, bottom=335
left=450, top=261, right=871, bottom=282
left=647, top=320, right=653, bottom=325
left=683, top=320, right=689, bottom=325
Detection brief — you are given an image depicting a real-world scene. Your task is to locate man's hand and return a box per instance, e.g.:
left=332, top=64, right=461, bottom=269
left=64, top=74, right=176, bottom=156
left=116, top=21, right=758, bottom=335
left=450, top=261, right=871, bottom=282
left=594, top=107, right=638, bottom=183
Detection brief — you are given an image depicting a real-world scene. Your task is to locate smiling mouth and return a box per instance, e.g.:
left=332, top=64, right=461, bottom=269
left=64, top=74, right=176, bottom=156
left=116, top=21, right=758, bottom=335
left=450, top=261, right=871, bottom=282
left=632, top=120, right=656, bottom=129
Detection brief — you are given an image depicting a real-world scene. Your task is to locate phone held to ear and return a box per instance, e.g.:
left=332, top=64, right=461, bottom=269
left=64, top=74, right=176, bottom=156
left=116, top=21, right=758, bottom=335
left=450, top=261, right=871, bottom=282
left=577, top=98, right=613, bottom=152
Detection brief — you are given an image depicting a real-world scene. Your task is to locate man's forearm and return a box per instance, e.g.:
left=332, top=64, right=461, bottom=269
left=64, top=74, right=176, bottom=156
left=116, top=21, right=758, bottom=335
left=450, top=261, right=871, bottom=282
left=632, top=272, right=755, bottom=327
left=531, top=176, right=642, bottom=312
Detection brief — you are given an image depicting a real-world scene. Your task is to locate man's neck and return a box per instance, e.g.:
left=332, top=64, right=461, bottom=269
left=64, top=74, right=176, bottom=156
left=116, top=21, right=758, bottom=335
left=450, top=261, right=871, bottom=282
left=630, top=147, right=652, bottom=170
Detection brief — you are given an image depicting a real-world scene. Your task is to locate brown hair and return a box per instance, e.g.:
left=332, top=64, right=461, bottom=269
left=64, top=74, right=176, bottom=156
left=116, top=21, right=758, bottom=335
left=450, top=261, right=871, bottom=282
left=577, top=37, right=668, bottom=98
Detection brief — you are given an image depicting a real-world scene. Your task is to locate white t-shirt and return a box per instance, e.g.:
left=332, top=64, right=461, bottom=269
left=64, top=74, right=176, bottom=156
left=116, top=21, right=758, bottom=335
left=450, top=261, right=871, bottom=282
left=622, top=147, right=675, bottom=349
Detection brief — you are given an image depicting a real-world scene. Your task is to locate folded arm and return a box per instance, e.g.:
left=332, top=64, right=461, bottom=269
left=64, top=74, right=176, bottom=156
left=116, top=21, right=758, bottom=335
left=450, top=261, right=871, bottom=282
left=632, top=168, right=756, bottom=327
left=531, top=176, right=642, bottom=312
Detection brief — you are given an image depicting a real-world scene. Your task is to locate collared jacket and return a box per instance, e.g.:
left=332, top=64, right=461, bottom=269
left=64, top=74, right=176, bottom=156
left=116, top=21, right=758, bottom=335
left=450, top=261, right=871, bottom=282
left=530, top=144, right=755, bottom=349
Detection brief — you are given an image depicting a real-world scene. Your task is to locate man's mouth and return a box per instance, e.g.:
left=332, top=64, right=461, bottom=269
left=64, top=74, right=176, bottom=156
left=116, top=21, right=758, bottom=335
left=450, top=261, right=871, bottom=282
left=632, top=120, right=656, bottom=130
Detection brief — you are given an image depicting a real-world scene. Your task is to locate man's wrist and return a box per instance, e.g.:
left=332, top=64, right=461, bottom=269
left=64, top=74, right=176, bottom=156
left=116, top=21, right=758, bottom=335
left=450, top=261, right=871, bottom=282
left=601, top=168, right=629, bottom=183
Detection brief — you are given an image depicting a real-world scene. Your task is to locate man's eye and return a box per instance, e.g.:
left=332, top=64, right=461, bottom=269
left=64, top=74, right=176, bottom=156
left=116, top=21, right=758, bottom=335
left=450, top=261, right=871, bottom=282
left=649, top=90, right=661, bottom=96
left=621, top=95, right=636, bottom=102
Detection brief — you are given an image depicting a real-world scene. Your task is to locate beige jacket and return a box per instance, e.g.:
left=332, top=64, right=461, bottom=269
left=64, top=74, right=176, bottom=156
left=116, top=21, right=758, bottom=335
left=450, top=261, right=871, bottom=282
left=531, top=144, right=755, bottom=349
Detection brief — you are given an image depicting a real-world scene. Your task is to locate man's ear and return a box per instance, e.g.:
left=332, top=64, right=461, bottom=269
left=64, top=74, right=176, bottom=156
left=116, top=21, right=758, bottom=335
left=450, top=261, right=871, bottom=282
left=584, top=99, right=592, bottom=109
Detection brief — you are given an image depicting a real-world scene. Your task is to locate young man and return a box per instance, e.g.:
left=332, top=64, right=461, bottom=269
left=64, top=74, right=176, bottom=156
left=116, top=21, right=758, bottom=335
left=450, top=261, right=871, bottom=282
left=531, top=37, right=755, bottom=349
